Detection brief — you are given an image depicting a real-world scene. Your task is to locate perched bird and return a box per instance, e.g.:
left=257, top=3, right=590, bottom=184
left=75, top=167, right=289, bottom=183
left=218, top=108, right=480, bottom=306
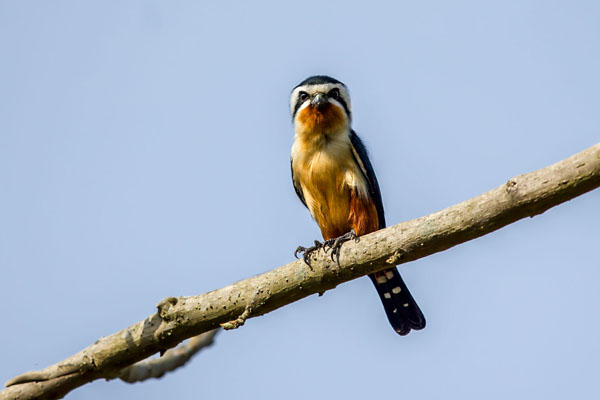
left=290, top=75, right=426, bottom=335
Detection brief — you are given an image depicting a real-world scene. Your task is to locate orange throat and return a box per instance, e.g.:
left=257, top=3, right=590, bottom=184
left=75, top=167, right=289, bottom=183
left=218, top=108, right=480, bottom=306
left=296, top=104, right=347, bottom=139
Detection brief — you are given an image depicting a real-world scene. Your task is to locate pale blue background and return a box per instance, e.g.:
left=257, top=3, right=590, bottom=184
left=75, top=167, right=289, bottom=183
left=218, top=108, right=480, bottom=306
left=1, top=1, right=599, bottom=399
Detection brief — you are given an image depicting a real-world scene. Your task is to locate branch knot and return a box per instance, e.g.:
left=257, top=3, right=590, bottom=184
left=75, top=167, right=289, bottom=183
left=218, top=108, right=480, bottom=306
left=157, top=297, right=178, bottom=321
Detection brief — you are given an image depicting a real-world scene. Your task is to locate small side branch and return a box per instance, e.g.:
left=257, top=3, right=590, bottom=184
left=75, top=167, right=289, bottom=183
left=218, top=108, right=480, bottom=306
left=117, top=329, right=219, bottom=383
left=220, top=288, right=267, bottom=330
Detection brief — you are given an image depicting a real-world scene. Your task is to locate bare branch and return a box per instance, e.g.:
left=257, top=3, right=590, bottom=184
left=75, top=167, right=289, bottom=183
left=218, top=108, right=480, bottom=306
left=116, top=329, right=219, bottom=383
left=3, top=143, right=599, bottom=400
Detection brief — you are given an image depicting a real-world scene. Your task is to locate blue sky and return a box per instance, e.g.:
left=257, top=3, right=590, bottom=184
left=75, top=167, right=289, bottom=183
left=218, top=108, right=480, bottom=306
left=1, top=1, right=599, bottom=399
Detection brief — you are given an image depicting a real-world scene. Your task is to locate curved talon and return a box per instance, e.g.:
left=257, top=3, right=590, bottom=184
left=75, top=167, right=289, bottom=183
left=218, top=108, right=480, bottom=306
left=294, top=246, right=306, bottom=259
left=331, top=247, right=339, bottom=263
left=330, top=242, right=345, bottom=264
left=323, top=229, right=358, bottom=265
left=322, top=239, right=334, bottom=253
left=294, top=240, right=324, bottom=267
left=303, top=253, right=313, bottom=267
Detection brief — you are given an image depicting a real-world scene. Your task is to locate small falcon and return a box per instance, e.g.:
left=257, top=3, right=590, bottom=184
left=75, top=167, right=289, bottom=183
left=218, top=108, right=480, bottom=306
left=290, top=75, right=426, bottom=335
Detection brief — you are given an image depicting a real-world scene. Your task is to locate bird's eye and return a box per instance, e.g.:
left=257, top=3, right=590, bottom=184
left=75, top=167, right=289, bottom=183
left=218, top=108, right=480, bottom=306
left=299, top=91, right=309, bottom=102
left=328, top=88, right=340, bottom=100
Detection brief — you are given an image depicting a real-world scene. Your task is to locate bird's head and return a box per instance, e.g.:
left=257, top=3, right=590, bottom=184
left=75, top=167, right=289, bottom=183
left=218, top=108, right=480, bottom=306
left=290, top=75, right=352, bottom=138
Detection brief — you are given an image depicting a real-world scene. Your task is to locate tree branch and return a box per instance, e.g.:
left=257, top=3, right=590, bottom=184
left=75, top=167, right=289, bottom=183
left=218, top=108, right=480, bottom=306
left=3, top=143, right=599, bottom=400
left=116, top=329, right=219, bottom=383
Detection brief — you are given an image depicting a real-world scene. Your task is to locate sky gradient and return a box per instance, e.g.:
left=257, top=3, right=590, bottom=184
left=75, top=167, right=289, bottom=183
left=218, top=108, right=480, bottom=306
left=1, top=1, right=599, bottom=399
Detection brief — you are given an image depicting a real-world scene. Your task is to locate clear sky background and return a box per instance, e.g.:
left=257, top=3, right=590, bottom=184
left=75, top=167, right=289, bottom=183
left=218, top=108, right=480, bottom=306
left=1, top=1, right=599, bottom=399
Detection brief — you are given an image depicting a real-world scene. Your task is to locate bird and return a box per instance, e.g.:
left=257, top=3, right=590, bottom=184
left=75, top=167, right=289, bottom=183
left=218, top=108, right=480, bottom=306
left=289, top=75, right=426, bottom=335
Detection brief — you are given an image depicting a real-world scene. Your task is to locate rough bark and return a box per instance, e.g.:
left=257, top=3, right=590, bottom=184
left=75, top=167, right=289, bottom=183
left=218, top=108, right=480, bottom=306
left=2, top=143, right=599, bottom=400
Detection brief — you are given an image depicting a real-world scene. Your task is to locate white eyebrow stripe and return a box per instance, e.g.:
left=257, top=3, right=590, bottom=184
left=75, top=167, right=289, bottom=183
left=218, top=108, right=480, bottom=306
left=289, top=82, right=351, bottom=116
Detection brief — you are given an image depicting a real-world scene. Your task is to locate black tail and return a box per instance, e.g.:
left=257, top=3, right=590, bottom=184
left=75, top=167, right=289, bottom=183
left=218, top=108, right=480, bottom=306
left=369, top=268, right=426, bottom=335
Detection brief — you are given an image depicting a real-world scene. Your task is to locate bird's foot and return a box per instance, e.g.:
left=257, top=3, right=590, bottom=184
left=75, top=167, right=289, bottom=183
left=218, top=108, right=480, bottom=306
left=294, top=240, right=324, bottom=268
left=323, top=229, right=359, bottom=265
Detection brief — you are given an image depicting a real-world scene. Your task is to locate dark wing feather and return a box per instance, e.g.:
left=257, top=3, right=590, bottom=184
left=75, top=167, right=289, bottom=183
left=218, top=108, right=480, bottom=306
left=349, top=130, right=386, bottom=229
left=291, top=158, right=307, bottom=209
left=350, top=131, right=426, bottom=334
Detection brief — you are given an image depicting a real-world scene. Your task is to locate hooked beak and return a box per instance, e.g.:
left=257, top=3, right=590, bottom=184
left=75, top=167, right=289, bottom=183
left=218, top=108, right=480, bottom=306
left=311, top=93, right=327, bottom=110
